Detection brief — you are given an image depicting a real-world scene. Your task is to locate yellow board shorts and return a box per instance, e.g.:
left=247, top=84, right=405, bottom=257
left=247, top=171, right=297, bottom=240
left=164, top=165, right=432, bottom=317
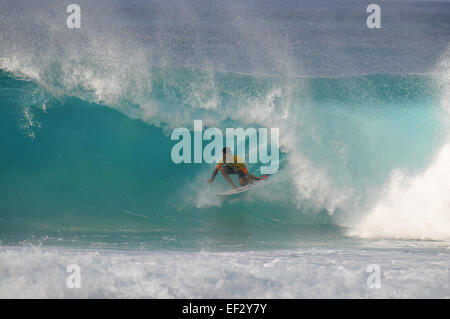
left=216, top=155, right=248, bottom=178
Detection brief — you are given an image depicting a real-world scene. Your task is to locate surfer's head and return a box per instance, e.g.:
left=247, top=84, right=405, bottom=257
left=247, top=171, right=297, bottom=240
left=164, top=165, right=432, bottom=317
left=223, top=147, right=232, bottom=162
left=222, top=147, right=232, bottom=155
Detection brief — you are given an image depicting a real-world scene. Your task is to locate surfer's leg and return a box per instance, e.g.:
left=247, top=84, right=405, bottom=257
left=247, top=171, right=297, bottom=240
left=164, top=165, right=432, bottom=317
left=237, top=170, right=248, bottom=186
left=239, top=176, right=248, bottom=186
left=219, top=167, right=237, bottom=189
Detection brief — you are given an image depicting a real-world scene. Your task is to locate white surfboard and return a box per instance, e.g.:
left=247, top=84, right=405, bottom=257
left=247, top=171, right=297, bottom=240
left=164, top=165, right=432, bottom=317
left=216, top=175, right=269, bottom=196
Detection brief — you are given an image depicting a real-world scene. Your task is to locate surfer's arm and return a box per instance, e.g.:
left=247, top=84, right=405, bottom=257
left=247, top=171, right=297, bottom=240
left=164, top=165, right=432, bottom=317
left=209, top=164, right=222, bottom=183
left=208, top=168, right=219, bottom=183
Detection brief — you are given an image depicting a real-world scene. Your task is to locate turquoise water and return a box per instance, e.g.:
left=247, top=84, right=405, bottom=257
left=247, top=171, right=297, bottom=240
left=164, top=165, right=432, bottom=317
left=0, top=69, right=447, bottom=250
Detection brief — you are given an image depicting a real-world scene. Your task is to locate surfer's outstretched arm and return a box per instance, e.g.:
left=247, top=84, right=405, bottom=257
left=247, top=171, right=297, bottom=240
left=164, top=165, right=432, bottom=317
left=208, top=168, right=219, bottom=183
left=219, top=167, right=238, bottom=189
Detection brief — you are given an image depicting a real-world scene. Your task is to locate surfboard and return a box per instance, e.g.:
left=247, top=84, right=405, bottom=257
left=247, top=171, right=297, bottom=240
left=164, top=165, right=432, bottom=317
left=216, top=175, right=269, bottom=196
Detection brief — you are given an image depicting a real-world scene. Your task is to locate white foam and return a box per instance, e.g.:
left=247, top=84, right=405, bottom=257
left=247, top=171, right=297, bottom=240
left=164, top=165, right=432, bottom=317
left=350, top=144, right=450, bottom=240
left=0, top=57, right=41, bottom=82
left=0, top=245, right=448, bottom=298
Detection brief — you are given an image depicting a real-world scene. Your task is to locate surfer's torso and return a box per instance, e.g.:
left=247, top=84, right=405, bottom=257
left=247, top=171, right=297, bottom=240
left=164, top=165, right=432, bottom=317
left=216, top=155, right=247, bottom=173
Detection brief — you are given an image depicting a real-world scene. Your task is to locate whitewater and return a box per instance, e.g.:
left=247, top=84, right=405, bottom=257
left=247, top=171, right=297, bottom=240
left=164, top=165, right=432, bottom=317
left=0, top=0, right=449, bottom=298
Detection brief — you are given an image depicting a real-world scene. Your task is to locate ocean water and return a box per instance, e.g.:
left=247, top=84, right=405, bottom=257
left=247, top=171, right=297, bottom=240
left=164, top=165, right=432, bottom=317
left=0, top=0, right=449, bottom=298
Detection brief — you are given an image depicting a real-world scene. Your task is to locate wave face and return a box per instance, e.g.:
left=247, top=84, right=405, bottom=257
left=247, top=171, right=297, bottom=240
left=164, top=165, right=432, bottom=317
left=1, top=0, right=450, bottom=249
left=1, top=68, right=448, bottom=247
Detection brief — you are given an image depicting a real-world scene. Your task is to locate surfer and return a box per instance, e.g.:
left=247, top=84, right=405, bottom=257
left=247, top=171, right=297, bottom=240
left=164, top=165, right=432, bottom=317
left=208, top=147, right=262, bottom=189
